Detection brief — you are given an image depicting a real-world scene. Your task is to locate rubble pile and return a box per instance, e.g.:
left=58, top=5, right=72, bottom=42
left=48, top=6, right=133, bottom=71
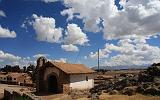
left=90, top=76, right=138, bottom=96
left=90, top=63, right=160, bottom=96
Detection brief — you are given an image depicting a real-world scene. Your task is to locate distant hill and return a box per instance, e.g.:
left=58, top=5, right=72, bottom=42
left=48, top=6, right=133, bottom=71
left=92, top=65, right=149, bottom=71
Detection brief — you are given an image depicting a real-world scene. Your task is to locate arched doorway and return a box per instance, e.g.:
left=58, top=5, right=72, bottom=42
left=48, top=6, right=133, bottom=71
left=48, top=75, right=58, bottom=93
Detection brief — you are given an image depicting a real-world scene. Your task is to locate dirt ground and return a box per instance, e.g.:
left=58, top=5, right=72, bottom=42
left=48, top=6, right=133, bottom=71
left=0, top=83, right=32, bottom=100
left=38, top=94, right=72, bottom=100
left=99, top=93, right=160, bottom=100
left=1, top=80, right=160, bottom=100
left=39, top=93, right=160, bottom=100
left=98, top=70, right=142, bottom=78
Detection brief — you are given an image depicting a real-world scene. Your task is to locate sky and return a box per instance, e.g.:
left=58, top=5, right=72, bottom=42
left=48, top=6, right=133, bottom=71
left=0, top=0, right=160, bottom=68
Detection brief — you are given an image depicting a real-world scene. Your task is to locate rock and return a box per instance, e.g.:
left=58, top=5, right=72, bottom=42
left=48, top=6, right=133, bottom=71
left=147, top=66, right=160, bottom=76
left=120, top=74, right=127, bottom=77
left=142, top=83, right=151, bottom=89
left=90, top=80, right=114, bottom=94
left=114, top=79, right=130, bottom=90
left=122, top=87, right=136, bottom=96
left=144, top=87, right=160, bottom=95
left=97, top=91, right=102, bottom=95
left=138, top=72, right=153, bottom=82
left=87, top=94, right=91, bottom=98
left=109, top=90, right=118, bottom=95
left=69, top=89, right=90, bottom=99
left=91, top=93, right=99, bottom=100
left=102, top=90, right=108, bottom=93
left=136, top=86, right=145, bottom=93
left=153, top=77, right=160, bottom=84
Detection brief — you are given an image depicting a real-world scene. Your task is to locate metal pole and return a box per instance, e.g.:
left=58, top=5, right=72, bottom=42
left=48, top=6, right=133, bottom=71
left=98, top=48, right=99, bottom=72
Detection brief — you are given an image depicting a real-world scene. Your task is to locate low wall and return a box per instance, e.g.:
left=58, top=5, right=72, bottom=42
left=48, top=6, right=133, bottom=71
left=4, top=89, right=40, bottom=100
left=0, top=81, right=34, bottom=87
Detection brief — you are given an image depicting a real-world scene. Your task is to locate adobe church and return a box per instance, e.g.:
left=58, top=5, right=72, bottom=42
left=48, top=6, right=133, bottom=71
left=35, top=57, right=95, bottom=93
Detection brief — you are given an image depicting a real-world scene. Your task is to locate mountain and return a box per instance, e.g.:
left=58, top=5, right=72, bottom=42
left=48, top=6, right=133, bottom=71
left=92, top=65, right=149, bottom=71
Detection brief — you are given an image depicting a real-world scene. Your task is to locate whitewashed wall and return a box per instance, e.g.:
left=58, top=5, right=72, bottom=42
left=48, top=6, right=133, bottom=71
left=69, top=74, right=94, bottom=90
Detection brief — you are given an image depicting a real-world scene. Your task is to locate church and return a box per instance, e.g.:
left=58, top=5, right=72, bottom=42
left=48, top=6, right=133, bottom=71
left=35, top=57, right=95, bottom=93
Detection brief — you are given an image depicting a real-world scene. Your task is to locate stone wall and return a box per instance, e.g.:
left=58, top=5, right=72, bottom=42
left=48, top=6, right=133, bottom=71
left=63, top=84, right=70, bottom=94
left=4, top=89, right=40, bottom=100
left=43, top=63, right=70, bottom=93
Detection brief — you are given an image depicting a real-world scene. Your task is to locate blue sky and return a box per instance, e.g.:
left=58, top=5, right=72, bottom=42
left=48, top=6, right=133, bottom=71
left=0, top=0, right=160, bottom=68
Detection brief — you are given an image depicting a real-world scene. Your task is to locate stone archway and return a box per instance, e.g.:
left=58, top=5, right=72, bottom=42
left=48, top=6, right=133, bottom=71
left=47, top=75, right=58, bottom=93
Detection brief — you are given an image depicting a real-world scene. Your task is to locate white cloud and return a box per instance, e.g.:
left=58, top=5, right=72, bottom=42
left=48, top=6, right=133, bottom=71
left=0, top=25, right=16, bottom=38
left=0, top=50, right=36, bottom=67
left=61, top=8, right=75, bottom=21
left=62, top=0, right=160, bottom=67
left=53, top=58, right=67, bottom=63
left=61, top=23, right=89, bottom=52
left=63, top=0, right=117, bottom=33
left=25, top=15, right=89, bottom=52
left=32, top=14, right=62, bottom=43
left=33, top=53, right=49, bottom=58
left=0, top=50, right=21, bottom=62
left=88, top=36, right=160, bottom=67
left=0, top=10, right=6, bottom=17
left=89, top=49, right=109, bottom=59
left=61, top=44, right=79, bottom=52
left=42, top=0, right=59, bottom=3
left=64, top=23, right=89, bottom=45
left=62, top=0, right=160, bottom=40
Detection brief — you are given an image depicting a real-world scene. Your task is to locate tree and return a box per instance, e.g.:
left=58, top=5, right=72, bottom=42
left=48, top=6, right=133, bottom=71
left=23, top=66, right=26, bottom=72
left=1, top=65, right=12, bottom=72
left=27, top=64, right=35, bottom=72
left=12, top=65, right=21, bottom=72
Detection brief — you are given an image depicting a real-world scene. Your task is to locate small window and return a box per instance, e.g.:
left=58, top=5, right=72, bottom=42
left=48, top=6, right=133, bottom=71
left=14, top=78, right=16, bottom=80
left=86, top=76, right=88, bottom=81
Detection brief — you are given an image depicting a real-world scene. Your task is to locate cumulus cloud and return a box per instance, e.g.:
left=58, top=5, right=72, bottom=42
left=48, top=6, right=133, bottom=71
left=61, top=44, right=79, bottom=52
left=62, top=0, right=117, bottom=33
left=0, top=10, right=6, bottom=17
left=89, top=49, right=109, bottom=59
left=62, top=0, right=160, bottom=40
left=64, top=23, right=89, bottom=45
left=88, top=36, right=160, bottom=67
left=61, top=23, right=89, bottom=52
left=32, top=14, right=62, bottom=43
left=62, top=0, right=160, bottom=67
left=33, top=53, right=49, bottom=58
left=0, top=50, right=21, bottom=62
left=61, top=8, right=75, bottom=21
left=0, top=51, right=68, bottom=67
left=103, top=0, right=160, bottom=40
left=0, top=50, right=36, bottom=67
left=23, top=14, right=89, bottom=52
left=0, top=25, right=16, bottom=38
